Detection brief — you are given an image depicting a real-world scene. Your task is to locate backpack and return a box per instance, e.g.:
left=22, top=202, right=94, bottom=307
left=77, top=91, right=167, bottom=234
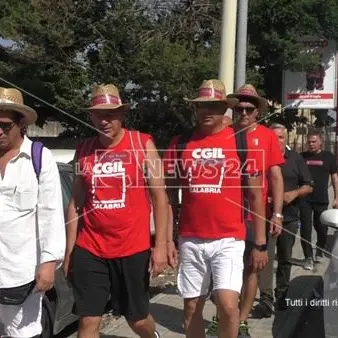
left=31, top=141, right=44, bottom=183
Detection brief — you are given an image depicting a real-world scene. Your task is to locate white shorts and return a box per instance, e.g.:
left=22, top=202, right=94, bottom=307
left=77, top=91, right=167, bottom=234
left=177, top=237, right=245, bottom=298
left=0, top=292, right=43, bottom=337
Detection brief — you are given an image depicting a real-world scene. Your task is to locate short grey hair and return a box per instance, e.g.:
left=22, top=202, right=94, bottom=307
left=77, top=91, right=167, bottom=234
left=269, top=123, right=286, bottom=130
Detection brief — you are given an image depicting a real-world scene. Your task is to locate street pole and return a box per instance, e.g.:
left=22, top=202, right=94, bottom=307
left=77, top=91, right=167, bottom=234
left=235, top=0, right=248, bottom=90
left=219, top=0, right=238, bottom=95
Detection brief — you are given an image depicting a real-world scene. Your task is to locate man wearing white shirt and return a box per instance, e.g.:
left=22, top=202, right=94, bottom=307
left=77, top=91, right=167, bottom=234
left=0, top=87, right=65, bottom=337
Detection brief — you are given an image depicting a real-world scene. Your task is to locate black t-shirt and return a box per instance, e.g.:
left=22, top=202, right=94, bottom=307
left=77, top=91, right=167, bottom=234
left=301, top=150, right=337, bottom=203
left=282, top=149, right=313, bottom=222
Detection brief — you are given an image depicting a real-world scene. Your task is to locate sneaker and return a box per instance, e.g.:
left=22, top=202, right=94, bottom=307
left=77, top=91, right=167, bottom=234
left=154, top=330, right=161, bottom=338
left=238, top=320, right=251, bottom=338
left=206, top=316, right=218, bottom=336
left=304, top=258, right=314, bottom=271
left=314, top=250, right=323, bottom=263
left=251, top=299, right=273, bottom=318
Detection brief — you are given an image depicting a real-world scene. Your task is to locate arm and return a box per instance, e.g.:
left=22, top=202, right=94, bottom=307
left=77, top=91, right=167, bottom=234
left=247, top=174, right=266, bottom=245
left=36, top=149, right=66, bottom=291
left=163, top=136, right=180, bottom=268
left=166, top=179, right=179, bottom=268
left=63, top=154, right=85, bottom=276
left=269, top=165, right=284, bottom=215
left=285, top=185, right=313, bottom=200
left=247, top=174, right=268, bottom=270
left=331, top=173, right=338, bottom=207
left=65, top=173, right=84, bottom=260
left=38, top=149, right=66, bottom=266
left=145, top=139, right=168, bottom=275
left=267, top=130, right=285, bottom=233
left=329, top=153, right=338, bottom=205
left=284, top=154, right=313, bottom=203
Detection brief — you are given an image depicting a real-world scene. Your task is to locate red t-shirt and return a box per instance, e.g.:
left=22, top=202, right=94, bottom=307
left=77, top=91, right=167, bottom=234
left=75, top=129, right=152, bottom=258
left=163, top=127, right=264, bottom=240
left=246, top=125, right=284, bottom=219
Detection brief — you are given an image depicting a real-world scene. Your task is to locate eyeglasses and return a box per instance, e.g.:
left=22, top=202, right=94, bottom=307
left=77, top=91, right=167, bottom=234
left=0, top=122, right=15, bottom=131
left=234, top=107, right=256, bottom=114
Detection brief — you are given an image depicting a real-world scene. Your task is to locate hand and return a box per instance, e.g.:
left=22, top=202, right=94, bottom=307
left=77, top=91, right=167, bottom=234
left=250, top=249, right=268, bottom=271
left=167, top=241, right=178, bottom=268
left=270, top=215, right=283, bottom=237
left=333, top=199, right=338, bottom=209
left=284, top=191, right=298, bottom=205
left=149, top=245, right=167, bottom=278
left=35, top=261, right=56, bottom=292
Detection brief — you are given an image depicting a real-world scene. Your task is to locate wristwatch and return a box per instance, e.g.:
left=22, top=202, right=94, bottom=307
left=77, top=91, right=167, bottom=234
left=253, top=243, right=268, bottom=251
left=273, top=212, right=284, bottom=220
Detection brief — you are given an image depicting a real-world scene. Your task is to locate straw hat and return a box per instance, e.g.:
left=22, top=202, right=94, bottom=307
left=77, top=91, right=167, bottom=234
left=84, top=84, right=129, bottom=111
left=0, top=88, right=37, bottom=125
left=227, top=84, right=268, bottom=111
left=184, top=79, right=239, bottom=108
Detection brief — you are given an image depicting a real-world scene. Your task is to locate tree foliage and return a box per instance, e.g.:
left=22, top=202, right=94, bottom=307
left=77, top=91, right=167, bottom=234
left=0, top=0, right=337, bottom=145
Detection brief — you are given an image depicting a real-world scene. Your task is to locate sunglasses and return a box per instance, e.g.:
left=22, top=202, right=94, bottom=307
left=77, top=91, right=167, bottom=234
left=0, top=122, right=15, bottom=131
left=234, top=107, right=256, bottom=114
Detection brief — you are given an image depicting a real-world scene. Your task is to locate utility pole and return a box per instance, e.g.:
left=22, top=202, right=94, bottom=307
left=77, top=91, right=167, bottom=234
left=219, top=0, right=238, bottom=95
left=235, top=0, right=248, bottom=90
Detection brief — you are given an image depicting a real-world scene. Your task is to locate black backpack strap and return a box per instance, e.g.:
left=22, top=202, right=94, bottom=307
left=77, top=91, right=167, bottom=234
left=234, top=128, right=249, bottom=219
left=176, top=129, right=194, bottom=159
left=234, top=129, right=248, bottom=174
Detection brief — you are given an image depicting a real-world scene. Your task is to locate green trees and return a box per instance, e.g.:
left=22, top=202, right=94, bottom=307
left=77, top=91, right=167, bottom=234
left=0, top=0, right=337, bottom=145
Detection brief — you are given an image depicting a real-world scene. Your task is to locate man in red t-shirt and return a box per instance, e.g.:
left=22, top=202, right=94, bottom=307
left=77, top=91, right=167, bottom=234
left=164, top=79, right=268, bottom=338
left=64, top=84, right=168, bottom=338
left=228, top=85, right=284, bottom=337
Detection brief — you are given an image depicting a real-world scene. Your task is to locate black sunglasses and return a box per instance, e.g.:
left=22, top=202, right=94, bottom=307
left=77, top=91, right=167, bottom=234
left=0, top=122, right=15, bottom=131
left=234, top=107, right=256, bottom=114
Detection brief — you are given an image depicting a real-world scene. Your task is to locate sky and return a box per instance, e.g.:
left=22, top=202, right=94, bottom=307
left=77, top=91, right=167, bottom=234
left=0, top=38, right=14, bottom=47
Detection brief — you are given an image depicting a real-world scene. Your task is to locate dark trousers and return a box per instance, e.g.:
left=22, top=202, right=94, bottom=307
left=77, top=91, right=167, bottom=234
left=275, top=221, right=298, bottom=298
left=258, top=233, right=276, bottom=302
left=300, top=201, right=329, bottom=258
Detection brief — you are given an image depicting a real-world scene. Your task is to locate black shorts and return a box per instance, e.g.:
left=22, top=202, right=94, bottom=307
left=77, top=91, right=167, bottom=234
left=69, top=245, right=151, bottom=321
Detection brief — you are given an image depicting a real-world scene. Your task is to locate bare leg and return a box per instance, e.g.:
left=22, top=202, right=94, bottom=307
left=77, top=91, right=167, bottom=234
left=184, top=296, right=206, bottom=338
left=239, top=265, right=258, bottom=321
left=214, top=290, right=240, bottom=338
left=128, top=314, right=158, bottom=337
left=77, top=316, right=101, bottom=338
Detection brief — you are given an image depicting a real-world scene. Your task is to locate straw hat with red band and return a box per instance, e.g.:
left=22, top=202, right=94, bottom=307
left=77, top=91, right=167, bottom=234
left=184, top=79, right=239, bottom=108
left=84, top=84, right=129, bottom=111
left=227, top=84, right=268, bottom=111
left=0, top=87, right=37, bottom=125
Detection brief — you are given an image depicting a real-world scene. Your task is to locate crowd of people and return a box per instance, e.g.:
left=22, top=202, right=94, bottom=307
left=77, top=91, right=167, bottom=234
left=0, top=79, right=337, bottom=338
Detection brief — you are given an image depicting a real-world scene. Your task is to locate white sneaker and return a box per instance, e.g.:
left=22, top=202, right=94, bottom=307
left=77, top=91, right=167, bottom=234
left=304, top=258, right=314, bottom=271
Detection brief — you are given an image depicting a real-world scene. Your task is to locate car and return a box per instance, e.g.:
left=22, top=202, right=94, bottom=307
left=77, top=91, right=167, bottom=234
left=41, top=162, right=77, bottom=337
